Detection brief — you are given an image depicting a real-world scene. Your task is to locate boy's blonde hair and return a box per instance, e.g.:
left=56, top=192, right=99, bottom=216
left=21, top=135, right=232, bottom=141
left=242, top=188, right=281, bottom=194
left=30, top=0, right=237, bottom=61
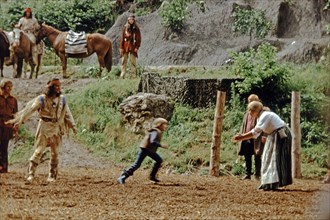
left=152, top=118, right=168, bottom=128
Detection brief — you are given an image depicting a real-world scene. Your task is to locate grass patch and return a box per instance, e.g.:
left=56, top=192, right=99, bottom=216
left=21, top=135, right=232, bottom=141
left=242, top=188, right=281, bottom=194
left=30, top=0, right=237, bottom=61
left=9, top=62, right=329, bottom=179
left=9, top=126, right=35, bottom=164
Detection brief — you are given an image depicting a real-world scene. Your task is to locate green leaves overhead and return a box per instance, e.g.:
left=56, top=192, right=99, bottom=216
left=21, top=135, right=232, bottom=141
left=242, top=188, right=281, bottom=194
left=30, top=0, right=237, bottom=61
left=0, top=0, right=116, bottom=33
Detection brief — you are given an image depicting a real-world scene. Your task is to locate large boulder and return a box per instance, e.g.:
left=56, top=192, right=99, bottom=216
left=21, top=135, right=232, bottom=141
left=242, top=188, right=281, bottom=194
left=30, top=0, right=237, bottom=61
left=119, top=92, right=174, bottom=133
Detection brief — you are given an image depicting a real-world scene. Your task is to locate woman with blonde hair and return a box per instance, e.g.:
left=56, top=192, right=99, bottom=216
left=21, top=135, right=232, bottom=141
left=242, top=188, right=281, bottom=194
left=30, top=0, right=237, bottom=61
left=233, top=101, right=292, bottom=190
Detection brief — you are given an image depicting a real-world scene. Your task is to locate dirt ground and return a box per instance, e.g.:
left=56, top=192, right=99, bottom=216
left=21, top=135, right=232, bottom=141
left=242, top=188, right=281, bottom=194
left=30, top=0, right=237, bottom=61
left=0, top=66, right=329, bottom=220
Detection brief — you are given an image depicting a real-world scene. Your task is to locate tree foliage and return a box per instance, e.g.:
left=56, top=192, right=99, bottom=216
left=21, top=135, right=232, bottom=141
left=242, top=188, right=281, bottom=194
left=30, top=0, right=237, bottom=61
left=231, top=6, right=271, bottom=41
left=160, top=0, right=205, bottom=32
left=0, top=0, right=116, bottom=33
left=230, top=42, right=292, bottom=112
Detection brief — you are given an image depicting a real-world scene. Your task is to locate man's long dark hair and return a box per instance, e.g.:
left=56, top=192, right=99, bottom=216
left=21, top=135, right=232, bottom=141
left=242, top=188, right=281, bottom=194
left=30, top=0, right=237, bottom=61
left=23, top=11, right=33, bottom=18
left=44, top=78, right=61, bottom=97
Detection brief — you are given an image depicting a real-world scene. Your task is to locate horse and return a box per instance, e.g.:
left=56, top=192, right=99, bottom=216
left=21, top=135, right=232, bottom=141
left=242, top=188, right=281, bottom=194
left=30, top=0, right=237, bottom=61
left=22, top=40, right=44, bottom=79
left=0, top=29, right=10, bottom=77
left=10, top=28, right=36, bottom=79
left=36, top=23, right=112, bottom=78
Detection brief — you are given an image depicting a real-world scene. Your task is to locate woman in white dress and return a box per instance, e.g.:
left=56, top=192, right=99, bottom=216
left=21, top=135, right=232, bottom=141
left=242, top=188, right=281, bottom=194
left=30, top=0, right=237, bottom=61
left=233, top=101, right=292, bottom=191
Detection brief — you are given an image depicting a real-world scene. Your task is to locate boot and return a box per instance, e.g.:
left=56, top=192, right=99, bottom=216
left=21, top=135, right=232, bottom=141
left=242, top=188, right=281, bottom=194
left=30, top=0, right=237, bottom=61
left=149, top=176, right=160, bottom=183
left=47, top=164, right=58, bottom=182
left=242, top=175, right=251, bottom=180
left=117, top=170, right=133, bottom=184
left=117, top=175, right=127, bottom=184
left=27, top=161, right=38, bottom=182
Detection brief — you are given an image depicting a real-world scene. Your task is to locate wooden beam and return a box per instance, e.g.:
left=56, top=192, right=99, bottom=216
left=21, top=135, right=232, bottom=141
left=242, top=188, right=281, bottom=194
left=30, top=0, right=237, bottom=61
left=291, top=91, right=302, bottom=178
left=210, top=91, right=226, bottom=176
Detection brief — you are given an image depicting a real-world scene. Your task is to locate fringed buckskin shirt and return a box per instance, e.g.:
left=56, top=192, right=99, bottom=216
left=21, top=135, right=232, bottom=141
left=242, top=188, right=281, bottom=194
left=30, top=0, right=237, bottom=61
left=11, top=94, right=76, bottom=138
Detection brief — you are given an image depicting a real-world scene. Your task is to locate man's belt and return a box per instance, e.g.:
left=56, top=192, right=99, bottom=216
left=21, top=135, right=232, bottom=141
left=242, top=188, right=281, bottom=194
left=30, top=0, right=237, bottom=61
left=41, top=117, right=57, bottom=122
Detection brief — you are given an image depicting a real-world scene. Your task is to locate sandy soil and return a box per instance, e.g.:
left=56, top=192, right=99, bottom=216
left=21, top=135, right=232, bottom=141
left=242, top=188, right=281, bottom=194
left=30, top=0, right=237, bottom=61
left=0, top=66, right=329, bottom=220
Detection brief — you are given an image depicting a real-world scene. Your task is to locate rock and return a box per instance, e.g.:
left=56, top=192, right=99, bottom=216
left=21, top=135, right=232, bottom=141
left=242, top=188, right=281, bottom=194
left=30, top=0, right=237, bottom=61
left=138, top=72, right=241, bottom=108
left=119, top=92, right=174, bottom=133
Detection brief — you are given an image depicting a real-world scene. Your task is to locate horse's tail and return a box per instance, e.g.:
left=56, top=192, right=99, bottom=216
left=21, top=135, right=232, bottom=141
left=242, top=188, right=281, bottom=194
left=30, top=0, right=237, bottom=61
left=104, top=40, right=112, bottom=72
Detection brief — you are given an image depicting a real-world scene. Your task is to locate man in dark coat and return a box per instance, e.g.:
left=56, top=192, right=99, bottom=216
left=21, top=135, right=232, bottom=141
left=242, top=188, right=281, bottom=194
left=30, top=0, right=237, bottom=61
left=0, top=79, right=18, bottom=173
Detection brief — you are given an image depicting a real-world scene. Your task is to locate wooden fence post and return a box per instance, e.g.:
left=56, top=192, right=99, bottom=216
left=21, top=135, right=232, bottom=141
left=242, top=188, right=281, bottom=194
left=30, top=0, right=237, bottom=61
left=210, top=91, right=226, bottom=176
left=291, top=91, right=302, bottom=178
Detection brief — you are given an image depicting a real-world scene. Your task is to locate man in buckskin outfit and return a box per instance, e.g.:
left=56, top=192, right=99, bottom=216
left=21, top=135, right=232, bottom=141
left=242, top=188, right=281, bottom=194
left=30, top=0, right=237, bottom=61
left=0, top=79, right=18, bottom=173
left=6, top=78, right=77, bottom=182
left=17, top=7, right=39, bottom=65
left=119, top=14, right=141, bottom=79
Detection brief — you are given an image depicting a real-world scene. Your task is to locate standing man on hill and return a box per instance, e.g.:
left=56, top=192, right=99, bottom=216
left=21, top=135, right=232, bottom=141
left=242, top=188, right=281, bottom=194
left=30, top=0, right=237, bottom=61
left=6, top=78, right=77, bottom=182
left=119, top=14, right=141, bottom=79
left=0, top=79, right=18, bottom=173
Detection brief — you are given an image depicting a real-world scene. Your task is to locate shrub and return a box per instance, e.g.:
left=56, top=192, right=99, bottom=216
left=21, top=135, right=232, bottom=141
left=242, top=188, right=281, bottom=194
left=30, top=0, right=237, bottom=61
left=229, top=42, right=292, bottom=112
left=160, top=0, right=189, bottom=32
left=160, top=0, right=205, bottom=32
left=231, top=6, right=271, bottom=42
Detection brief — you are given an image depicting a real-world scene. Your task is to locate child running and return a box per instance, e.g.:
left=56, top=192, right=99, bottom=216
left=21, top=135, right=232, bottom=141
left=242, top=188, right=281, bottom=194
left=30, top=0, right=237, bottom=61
left=117, top=118, right=169, bottom=184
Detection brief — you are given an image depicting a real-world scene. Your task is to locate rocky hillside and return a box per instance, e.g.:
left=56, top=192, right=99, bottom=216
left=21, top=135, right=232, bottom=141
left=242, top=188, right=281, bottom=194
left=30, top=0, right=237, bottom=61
left=105, top=0, right=330, bottom=66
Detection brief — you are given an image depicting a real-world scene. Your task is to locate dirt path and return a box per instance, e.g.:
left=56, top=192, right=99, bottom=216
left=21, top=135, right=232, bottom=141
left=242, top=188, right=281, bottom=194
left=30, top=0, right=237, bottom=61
left=0, top=66, right=329, bottom=219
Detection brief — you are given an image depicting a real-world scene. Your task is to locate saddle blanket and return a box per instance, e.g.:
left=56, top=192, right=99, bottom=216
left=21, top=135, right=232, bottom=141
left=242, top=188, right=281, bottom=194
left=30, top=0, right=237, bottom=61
left=65, top=30, right=87, bottom=54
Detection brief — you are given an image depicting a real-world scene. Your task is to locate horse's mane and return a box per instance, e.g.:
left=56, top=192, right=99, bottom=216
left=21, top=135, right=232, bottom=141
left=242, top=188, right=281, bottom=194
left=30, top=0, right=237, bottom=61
left=43, top=24, right=62, bottom=35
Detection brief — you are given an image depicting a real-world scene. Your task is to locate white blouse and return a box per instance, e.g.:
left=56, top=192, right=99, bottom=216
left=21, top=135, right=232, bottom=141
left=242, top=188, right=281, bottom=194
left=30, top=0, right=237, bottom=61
left=251, top=111, right=286, bottom=138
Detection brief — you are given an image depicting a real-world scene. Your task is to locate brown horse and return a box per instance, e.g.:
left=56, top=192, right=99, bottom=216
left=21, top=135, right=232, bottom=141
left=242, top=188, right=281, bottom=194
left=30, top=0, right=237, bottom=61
left=22, top=40, right=44, bottom=79
left=36, top=23, right=112, bottom=78
left=10, top=28, right=36, bottom=79
left=0, top=29, right=10, bottom=77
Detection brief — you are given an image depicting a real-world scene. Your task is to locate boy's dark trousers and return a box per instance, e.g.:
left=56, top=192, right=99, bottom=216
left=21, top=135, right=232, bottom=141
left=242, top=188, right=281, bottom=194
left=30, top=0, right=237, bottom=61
left=242, top=140, right=261, bottom=178
left=122, top=148, right=163, bottom=179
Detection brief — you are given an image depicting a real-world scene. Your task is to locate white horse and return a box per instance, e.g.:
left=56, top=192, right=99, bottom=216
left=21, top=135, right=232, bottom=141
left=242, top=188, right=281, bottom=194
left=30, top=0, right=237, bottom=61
left=7, top=28, right=44, bottom=79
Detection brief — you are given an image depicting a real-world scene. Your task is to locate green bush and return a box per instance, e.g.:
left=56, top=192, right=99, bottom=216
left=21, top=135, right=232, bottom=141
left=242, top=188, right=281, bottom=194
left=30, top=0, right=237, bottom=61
left=231, top=6, right=271, bottom=41
left=230, top=42, right=292, bottom=112
left=160, top=0, right=205, bottom=32
left=160, top=0, right=189, bottom=32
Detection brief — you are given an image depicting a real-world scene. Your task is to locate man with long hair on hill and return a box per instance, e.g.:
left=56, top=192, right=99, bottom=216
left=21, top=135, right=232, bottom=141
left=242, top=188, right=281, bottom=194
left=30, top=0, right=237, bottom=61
left=119, top=14, right=141, bottom=79
left=6, top=78, right=77, bottom=182
left=0, top=79, right=18, bottom=173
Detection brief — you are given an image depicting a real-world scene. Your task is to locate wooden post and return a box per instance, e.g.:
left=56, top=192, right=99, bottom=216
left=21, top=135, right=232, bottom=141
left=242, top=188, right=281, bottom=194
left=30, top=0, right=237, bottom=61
left=291, top=91, right=302, bottom=178
left=210, top=91, right=226, bottom=176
